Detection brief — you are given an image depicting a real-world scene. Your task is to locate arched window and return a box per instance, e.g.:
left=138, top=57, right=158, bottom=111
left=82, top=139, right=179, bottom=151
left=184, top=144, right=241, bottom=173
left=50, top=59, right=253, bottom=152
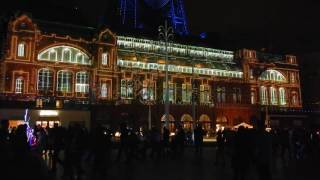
left=161, top=114, right=175, bottom=132
left=291, top=91, right=298, bottom=106
left=17, top=43, right=25, bottom=57
left=76, top=53, right=84, bottom=63
left=100, top=83, right=108, bottom=98
left=15, top=77, right=24, bottom=93
left=181, top=114, right=193, bottom=130
left=260, top=86, right=268, bottom=105
left=102, top=53, right=108, bottom=65
left=49, top=49, right=57, bottom=61
left=270, top=87, right=277, bottom=105
left=57, top=71, right=72, bottom=92
left=279, top=87, right=286, bottom=105
left=76, top=72, right=89, bottom=93
left=62, top=48, right=72, bottom=62
left=259, top=69, right=286, bottom=82
left=38, top=45, right=90, bottom=65
left=38, top=69, right=53, bottom=92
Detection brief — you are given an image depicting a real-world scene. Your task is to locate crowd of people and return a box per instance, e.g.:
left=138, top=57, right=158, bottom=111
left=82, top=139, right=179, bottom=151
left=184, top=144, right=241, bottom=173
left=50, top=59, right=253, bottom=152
left=0, top=118, right=319, bottom=180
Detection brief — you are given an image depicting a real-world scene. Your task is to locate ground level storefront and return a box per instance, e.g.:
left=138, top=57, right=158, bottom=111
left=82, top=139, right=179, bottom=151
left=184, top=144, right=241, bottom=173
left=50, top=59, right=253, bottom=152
left=0, top=108, right=91, bottom=130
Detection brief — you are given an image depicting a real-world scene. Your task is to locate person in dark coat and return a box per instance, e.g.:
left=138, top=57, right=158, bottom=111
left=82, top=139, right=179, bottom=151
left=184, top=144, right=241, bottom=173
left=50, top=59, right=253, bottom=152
left=194, top=123, right=205, bottom=155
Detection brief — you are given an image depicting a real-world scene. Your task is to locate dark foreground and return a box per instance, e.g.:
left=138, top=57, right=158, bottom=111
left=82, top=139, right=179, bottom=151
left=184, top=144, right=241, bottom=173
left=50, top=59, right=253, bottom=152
left=43, top=145, right=319, bottom=180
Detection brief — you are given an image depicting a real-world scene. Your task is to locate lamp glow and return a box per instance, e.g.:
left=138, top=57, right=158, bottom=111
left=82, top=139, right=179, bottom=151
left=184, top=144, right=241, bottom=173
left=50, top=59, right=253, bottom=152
left=39, top=110, right=59, bottom=117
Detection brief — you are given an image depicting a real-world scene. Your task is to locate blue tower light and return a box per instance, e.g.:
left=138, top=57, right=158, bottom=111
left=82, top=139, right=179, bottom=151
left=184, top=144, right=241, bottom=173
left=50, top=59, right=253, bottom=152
left=119, top=0, right=189, bottom=35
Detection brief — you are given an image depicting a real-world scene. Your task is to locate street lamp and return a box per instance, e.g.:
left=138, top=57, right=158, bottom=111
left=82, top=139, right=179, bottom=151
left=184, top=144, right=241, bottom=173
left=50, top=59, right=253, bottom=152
left=159, top=20, right=174, bottom=128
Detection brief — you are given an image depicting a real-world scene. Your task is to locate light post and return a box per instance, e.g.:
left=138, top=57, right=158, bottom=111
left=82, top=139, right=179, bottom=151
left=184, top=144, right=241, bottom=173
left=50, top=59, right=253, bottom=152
left=159, top=20, right=174, bottom=128
left=188, top=47, right=196, bottom=130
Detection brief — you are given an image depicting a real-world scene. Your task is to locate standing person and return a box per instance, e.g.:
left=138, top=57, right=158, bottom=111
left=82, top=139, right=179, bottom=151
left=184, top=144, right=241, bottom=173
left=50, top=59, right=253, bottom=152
left=255, top=121, right=272, bottom=180
left=150, top=126, right=161, bottom=160
left=162, top=126, right=170, bottom=158
left=194, top=123, right=204, bottom=156
left=116, top=122, right=129, bottom=162
left=215, top=129, right=226, bottom=166
left=232, top=126, right=251, bottom=180
left=91, top=125, right=112, bottom=179
left=0, top=119, right=10, bottom=145
left=176, top=125, right=185, bottom=158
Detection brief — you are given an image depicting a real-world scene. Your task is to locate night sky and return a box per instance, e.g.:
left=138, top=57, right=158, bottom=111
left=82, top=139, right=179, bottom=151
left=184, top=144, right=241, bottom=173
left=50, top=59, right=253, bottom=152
left=1, top=0, right=320, bottom=105
left=2, top=0, right=320, bottom=52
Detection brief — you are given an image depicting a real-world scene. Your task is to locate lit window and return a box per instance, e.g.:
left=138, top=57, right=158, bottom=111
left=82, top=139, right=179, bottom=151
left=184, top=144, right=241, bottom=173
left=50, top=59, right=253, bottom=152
left=279, top=88, right=286, bottom=105
left=142, top=80, right=154, bottom=101
left=57, top=71, right=72, bottom=92
left=38, top=46, right=90, bottom=65
left=200, top=85, right=211, bottom=104
left=232, top=88, right=241, bottom=104
left=259, top=70, right=285, bottom=82
left=290, top=73, right=295, bottom=83
left=217, top=87, right=226, bottom=103
left=100, top=83, right=108, bottom=98
left=260, top=86, right=268, bottom=105
left=17, top=43, right=25, bottom=57
left=102, top=53, right=109, bottom=65
left=62, top=48, right=71, bottom=62
left=250, top=69, right=254, bottom=79
left=163, top=82, right=176, bottom=103
left=15, top=77, right=23, bottom=93
left=121, top=79, right=133, bottom=99
left=76, top=72, right=89, bottom=93
left=291, top=92, right=298, bottom=106
left=251, top=91, right=255, bottom=104
left=270, top=87, right=277, bottom=105
left=182, top=83, right=192, bottom=103
left=49, top=50, right=57, bottom=61
left=76, top=53, right=84, bottom=64
left=38, top=69, right=53, bottom=92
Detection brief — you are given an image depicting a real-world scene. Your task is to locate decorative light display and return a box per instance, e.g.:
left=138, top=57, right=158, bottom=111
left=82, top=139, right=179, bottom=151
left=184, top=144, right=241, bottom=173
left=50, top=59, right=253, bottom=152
left=24, top=109, right=35, bottom=146
left=37, top=45, right=91, bottom=65
left=117, top=59, right=243, bottom=78
left=117, top=36, right=234, bottom=61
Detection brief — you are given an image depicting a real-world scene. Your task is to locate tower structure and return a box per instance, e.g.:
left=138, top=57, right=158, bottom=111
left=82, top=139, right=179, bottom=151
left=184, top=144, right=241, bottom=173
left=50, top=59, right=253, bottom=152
left=119, top=0, right=189, bottom=35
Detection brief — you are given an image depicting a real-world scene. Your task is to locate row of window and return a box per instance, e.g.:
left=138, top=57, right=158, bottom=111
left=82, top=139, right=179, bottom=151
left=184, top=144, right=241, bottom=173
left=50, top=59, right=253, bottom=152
left=117, top=59, right=243, bottom=78
left=15, top=69, right=90, bottom=94
left=17, top=44, right=110, bottom=66
left=120, top=79, right=242, bottom=104
left=257, top=86, right=298, bottom=106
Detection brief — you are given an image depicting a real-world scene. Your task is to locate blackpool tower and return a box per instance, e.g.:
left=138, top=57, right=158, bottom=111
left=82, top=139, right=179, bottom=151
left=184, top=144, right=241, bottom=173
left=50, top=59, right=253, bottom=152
left=119, top=0, right=189, bottom=35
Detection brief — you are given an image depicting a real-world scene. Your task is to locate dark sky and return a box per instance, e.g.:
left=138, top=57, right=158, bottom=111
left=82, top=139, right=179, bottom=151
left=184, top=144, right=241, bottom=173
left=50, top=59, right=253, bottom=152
left=2, top=0, right=320, bottom=53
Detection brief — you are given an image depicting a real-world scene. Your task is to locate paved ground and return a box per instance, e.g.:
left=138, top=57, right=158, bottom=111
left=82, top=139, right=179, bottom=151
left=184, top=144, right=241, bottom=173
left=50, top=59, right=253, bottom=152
left=46, top=146, right=319, bottom=180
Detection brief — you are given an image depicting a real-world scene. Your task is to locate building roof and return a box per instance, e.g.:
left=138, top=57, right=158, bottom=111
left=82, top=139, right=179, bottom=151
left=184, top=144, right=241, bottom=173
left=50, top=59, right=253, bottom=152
left=34, top=19, right=96, bottom=40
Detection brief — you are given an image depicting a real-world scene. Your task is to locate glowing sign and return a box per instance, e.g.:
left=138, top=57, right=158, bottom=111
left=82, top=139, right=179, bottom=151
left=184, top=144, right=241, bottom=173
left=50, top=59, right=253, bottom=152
left=39, top=110, right=59, bottom=117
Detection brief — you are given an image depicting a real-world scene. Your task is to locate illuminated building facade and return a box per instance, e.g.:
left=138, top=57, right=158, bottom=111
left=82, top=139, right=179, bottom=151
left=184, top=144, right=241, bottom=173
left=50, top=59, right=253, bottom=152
left=0, top=14, right=302, bottom=132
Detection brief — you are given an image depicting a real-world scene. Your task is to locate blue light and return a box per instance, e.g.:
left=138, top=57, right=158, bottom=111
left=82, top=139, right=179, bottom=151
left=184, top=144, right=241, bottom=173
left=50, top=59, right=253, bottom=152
left=200, top=32, right=207, bottom=39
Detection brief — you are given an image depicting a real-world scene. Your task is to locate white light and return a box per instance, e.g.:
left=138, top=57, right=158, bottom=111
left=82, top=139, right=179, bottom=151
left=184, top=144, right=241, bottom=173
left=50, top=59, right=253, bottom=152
left=115, top=131, right=121, bottom=137
left=170, top=132, right=175, bottom=136
left=39, top=110, right=59, bottom=117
